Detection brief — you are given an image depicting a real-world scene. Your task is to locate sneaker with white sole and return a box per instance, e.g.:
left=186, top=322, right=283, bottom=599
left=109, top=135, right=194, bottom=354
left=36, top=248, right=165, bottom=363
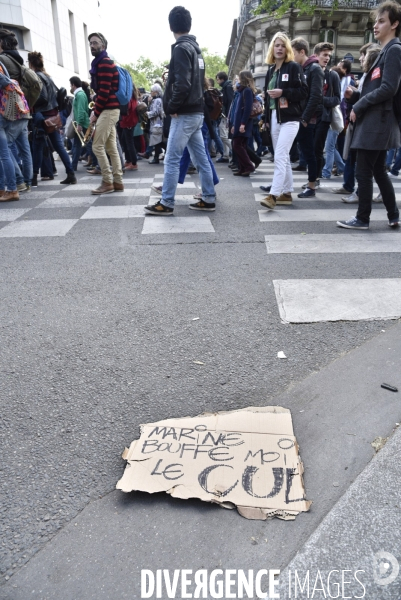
left=302, top=179, right=320, bottom=189
left=333, top=186, right=352, bottom=194
left=388, top=172, right=399, bottom=178
left=373, top=192, right=383, bottom=203
left=144, top=200, right=173, bottom=215
left=342, top=191, right=359, bottom=203
left=189, top=199, right=216, bottom=211
left=151, top=185, right=163, bottom=195
left=389, top=217, right=400, bottom=227
left=336, top=216, right=369, bottom=229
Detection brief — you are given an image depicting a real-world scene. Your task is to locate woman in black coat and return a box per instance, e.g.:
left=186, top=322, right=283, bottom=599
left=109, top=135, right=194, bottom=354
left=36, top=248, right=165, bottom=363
left=231, top=70, right=256, bottom=176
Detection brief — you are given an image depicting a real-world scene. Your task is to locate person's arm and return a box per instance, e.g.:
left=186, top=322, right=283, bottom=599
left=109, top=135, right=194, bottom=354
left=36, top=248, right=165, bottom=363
left=147, top=98, right=162, bottom=119
left=323, top=71, right=341, bottom=108
left=281, top=63, right=308, bottom=102
left=354, top=45, right=401, bottom=117
left=167, top=46, right=192, bottom=114
left=241, top=87, right=253, bottom=126
left=301, top=65, right=324, bottom=123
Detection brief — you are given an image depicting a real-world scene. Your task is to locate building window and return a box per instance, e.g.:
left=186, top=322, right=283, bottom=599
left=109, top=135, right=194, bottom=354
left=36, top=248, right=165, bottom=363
left=69, top=11, right=79, bottom=74
left=51, top=0, right=63, bottom=66
left=364, top=29, right=374, bottom=43
left=83, top=23, right=90, bottom=73
left=319, top=28, right=336, bottom=44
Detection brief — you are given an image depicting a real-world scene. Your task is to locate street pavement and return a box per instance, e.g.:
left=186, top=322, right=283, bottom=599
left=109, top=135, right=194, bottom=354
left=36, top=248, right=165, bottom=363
left=1, top=156, right=401, bottom=599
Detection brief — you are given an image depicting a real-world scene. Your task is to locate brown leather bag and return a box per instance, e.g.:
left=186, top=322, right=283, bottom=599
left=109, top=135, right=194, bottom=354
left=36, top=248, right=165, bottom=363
left=43, top=112, right=62, bottom=134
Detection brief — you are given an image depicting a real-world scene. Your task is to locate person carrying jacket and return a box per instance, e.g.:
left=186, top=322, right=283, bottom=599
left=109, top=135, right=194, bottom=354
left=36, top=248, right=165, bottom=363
left=144, top=6, right=216, bottom=215
left=337, top=0, right=401, bottom=230
left=260, top=32, right=308, bottom=210
left=292, top=37, right=324, bottom=198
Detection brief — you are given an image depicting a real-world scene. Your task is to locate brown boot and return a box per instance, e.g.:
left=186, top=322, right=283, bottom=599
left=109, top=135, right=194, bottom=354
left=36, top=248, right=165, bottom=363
left=91, top=181, right=115, bottom=195
left=276, top=192, right=292, bottom=205
left=0, top=190, right=19, bottom=202
left=260, top=194, right=276, bottom=210
left=113, top=181, right=124, bottom=192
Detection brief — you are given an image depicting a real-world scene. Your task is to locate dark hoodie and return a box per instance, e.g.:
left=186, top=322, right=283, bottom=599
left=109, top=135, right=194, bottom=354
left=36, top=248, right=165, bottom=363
left=163, top=35, right=205, bottom=115
left=0, top=49, right=24, bottom=83
left=301, top=54, right=324, bottom=124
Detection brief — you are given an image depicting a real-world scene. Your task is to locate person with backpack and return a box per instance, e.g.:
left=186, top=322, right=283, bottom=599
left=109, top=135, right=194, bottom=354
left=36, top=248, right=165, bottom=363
left=87, top=32, right=123, bottom=195
left=259, top=33, right=308, bottom=208
left=337, top=0, right=401, bottom=229
left=28, top=51, right=76, bottom=188
left=0, top=29, right=42, bottom=110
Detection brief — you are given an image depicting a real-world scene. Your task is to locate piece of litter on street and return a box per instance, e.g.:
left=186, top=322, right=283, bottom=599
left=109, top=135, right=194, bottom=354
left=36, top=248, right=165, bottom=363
left=371, top=436, right=387, bottom=453
left=192, top=317, right=200, bottom=321
left=346, top=433, right=356, bottom=436
left=381, top=383, right=398, bottom=392
left=117, top=405, right=311, bottom=521
left=333, top=482, right=339, bottom=487
left=193, top=360, right=204, bottom=365
left=277, top=351, right=287, bottom=359
left=299, top=410, right=304, bottom=413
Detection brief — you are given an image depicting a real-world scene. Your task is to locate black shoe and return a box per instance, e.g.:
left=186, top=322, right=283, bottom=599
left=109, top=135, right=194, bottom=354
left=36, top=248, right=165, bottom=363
left=259, top=185, right=271, bottom=193
left=292, top=164, right=307, bottom=171
left=149, top=159, right=159, bottom=164
left=297, top=187, right=316, bottom=198
left=254, top=159, right=262, bottom=168
left=144, top=200, right=173, bottom=216
left=189, top=199, right=215, bottom=211
left=32, top=174, right=38, bottom=188
left=60, top=172, right=77, bottom=185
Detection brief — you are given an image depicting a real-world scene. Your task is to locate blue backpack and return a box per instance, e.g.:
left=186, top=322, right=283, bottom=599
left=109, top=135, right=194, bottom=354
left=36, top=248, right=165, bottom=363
left=115, top=66, right=133, bottom=106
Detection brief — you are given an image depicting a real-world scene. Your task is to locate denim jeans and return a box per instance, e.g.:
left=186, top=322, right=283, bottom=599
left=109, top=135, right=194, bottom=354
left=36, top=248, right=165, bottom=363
left=322, top=128, right=345, bottom=178
left=343, top=150, right=356, bottom=192
left=161, top=114, right=216, bottom=208
left=32, top=125, right=73, bottom=176
left=4, top=118, right=33, bottom=186
left=71, top=131, right=86, bottom=171
left=390, top=147, right=401, bottom=175
left=211, top=121, right=224, bottom=156
left=356, top=149, right=399, bottom=224
left=386, top=148, right=396, bottom=168
left=0, top=115, right=16, bottom=191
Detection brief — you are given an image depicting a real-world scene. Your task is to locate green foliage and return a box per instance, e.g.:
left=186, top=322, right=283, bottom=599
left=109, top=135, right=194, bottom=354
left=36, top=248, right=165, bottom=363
left=253, top=0, right=342, bottom=18
left=201, top=48, right=228, bottom=83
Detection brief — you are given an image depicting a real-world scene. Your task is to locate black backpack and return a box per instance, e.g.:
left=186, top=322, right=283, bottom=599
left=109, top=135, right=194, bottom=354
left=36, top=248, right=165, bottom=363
left=56, top=87, right=68, bottom=111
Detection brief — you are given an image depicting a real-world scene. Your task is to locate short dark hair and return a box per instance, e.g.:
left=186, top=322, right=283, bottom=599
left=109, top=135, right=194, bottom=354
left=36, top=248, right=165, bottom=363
left=168, top=6, right=192, bottom=33
left=314, top=42, right=334, bottom=55
left=340, top=59, right=352, bottom=74
left=0, top=28, right=18, bottom=51
left=216, top=71, right=228, bottom=81
left=291, top=37, right=309, bottom=55
left=69, top=76, right=82, bottom=88
left=373, top=0, right=401, bottom=37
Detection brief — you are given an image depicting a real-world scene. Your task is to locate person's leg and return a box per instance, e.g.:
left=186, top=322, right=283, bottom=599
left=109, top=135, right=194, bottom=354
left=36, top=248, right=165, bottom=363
left=314, top=119, right=330, bottom=178
left=219, top=117, right=231, bottom=158
left=372, top=150, right=399, bottom=222
left=386, top=148, right=395, bottom=169
left=92, top=111, right=114, bottom=183
left=355, top=149, right=379, bottom=223
left=103, top=112, right=123, bottom=184
left=297, top=124, right=317, bottom=185
left=160, top=115, right=198, bottom=208
left=0, top=159, right=4, bottom=191
left=246, top=144, right=261, bottom=167
left=212, top=121, right=224, bottom=156
left=12, top=120, right=33, bottom=186
left=48, top=130, right=74, bottom=174
left=71, top=134, right=83, bottom=171
left=0, top=119, right=16, bottom=191
left=322, top=128, right=337, bottom=178
left=122, top=128, right=137, bottom=165
left=270, top=119, right=299, bottom=196
left=390, top=146, right=401, bottom=176
left=233, top=137, right=255, bottom=173
left=187, top=116, right=216, bottom=203
left=333, top=145, right=345, bottom=174
left=342, top=151, right=356, bottom=193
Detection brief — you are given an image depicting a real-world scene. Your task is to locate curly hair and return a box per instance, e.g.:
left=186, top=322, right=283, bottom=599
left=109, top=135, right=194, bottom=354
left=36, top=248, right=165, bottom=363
left=0, top=29, right=18, bottom=51
left=27, top=51, right=47, bottom=73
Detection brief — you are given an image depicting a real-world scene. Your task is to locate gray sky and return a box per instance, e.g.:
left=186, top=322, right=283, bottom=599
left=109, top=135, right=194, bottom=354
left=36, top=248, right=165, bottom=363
left=99, top=0, right=240, bottom=65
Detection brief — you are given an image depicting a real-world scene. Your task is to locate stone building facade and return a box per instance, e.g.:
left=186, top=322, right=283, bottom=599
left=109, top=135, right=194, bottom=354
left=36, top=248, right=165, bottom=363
left=227, top=0, right=379, bottom=89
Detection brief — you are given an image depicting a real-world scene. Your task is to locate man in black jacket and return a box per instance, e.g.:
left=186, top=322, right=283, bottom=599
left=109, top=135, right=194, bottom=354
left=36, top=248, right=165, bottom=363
left=216, top=71, right=234, bottom=162
left=145, top=6, right=216, bottom=215
left=292, top=37, right=323, bottom=198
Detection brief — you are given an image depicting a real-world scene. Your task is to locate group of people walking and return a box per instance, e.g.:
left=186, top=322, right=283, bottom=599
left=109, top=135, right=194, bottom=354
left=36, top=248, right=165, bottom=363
left=0, top=1, right=400, bottom=231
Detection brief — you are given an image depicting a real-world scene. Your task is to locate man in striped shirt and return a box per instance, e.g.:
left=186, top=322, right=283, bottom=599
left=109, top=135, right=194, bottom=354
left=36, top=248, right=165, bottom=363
left=88, top=32, right=123, bottom=195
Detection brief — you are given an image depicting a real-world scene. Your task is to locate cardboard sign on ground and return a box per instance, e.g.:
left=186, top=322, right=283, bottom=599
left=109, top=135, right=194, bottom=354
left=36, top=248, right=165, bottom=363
left=117, top=406, right=311, bottom=520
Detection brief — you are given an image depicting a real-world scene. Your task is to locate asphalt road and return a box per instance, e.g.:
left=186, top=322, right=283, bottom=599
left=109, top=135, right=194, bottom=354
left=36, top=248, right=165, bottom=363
left=1, top=157, right=400, bottom=597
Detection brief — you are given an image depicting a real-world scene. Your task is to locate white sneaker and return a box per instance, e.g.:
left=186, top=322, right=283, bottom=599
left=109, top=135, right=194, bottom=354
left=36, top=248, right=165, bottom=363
left=342, top=191, right=359, bottom=203
left=388, top=172, right=398, bottom=178
left=373, top=192, right=383, bottom=203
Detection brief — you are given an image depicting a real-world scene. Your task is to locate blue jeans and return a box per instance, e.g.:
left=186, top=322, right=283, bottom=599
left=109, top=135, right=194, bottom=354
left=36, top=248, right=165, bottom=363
left=161, top=114, right=216, bottom=208
left=343, top=150, right=357, bottom=193
left=322, top=128, right=345, bottom=178
left=180, top=122, right=219, bottom=186
left=386, top=148, right=396, bottom=168
left=4, top=118, right=33, bottom=186
left=71, top=132, right=86, bottom=170
left=390, top=147, right=401, bottom=175
left=32, top=117, right=73, bottom=175
left=211, top=121, right=224, bottom=156
left=0, top=115, right=17, bottom=191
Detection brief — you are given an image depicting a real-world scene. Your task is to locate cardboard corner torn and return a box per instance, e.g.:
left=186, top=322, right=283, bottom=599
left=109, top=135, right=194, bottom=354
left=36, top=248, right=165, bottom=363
left=116, top=406, right=311, bottom=521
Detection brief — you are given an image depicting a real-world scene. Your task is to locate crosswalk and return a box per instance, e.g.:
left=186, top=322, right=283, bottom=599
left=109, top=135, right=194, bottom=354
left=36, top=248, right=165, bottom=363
left=0, top=173, right=213, bottom=237
left=254, top=161, right=401, bottom=323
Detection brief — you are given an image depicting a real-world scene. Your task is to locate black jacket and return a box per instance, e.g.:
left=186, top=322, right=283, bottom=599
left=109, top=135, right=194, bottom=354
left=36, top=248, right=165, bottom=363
left=34, top=72, right=58, bottom=113
left=302, top=61, right=324, bottom=123
left=220, top=79, right=234, bottom=117
left=163, top=35, right=205, bottom=116
left=319, top=68, right=341, bottom=122
left=264, top=61, right=308, bottom=124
